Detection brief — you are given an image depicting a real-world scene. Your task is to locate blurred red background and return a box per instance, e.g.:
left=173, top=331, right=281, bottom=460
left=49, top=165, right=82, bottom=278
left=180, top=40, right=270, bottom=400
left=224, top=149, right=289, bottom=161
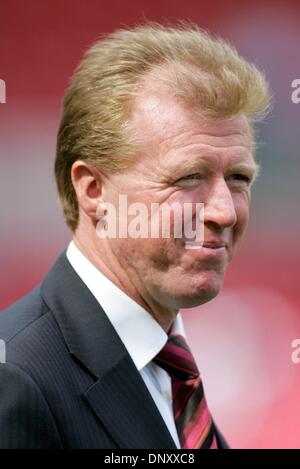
left=1, top=0, right=300, bottom=448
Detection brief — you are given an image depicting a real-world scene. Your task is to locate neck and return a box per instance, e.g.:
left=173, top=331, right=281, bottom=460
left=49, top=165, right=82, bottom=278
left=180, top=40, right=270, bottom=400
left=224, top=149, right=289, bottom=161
left=73, top=228, right=178, bottom=332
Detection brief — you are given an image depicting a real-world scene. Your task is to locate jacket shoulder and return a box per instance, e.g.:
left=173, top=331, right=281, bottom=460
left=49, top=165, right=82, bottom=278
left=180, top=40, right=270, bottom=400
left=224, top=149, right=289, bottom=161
left=0, top=283, right=71, bottom=378
left=0, top=286, right=49, bottom=344
left=0, top=362, right=63, bottom=448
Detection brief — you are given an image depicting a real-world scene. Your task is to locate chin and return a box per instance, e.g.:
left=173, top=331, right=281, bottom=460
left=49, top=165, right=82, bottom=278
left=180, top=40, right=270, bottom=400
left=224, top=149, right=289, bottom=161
left=176, top=271, right=224, bottom=309
left=178, top=287, right=220, bottom=309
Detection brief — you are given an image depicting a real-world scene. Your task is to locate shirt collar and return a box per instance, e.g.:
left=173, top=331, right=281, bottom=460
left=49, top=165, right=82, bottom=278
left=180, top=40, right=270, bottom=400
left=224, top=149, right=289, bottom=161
left=66, top=241, right=186, bottom=371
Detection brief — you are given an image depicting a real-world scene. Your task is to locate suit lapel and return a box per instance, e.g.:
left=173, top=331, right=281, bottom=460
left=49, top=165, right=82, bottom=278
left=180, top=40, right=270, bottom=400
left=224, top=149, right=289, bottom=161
left=84, top=355, right=176, bottom=448
left=41, top=250, right=176, bottom=449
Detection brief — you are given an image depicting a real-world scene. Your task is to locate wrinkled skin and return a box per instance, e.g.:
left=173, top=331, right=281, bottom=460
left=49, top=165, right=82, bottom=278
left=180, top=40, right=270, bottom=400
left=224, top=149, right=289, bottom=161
left=72, top=91, right=257, bottom=331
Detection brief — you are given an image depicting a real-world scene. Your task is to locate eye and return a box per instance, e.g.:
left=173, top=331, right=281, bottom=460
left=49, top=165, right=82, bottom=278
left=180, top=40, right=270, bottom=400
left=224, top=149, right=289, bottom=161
left=229, top=173, right=252, bottom=184
left=175, top=173, right=203, bottom=185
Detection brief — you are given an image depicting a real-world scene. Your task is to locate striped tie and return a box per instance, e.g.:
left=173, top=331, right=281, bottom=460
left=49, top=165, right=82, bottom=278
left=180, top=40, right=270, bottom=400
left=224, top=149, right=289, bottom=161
left=153, top=333, right=218, bottom=449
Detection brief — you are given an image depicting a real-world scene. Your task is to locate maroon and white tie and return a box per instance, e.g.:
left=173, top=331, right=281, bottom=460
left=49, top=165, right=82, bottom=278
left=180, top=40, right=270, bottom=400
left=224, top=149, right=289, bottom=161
left=153, top=333, right=218, bottom=449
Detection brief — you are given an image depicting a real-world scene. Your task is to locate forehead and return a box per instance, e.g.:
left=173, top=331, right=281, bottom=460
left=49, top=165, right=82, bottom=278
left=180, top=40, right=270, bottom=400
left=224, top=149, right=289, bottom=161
left=129, top=91, right=254, bottom=164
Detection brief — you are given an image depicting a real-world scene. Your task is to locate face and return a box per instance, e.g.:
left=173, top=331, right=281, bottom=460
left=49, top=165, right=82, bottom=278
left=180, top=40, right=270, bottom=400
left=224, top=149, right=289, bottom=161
left=100, top=92, right=257, bottom=311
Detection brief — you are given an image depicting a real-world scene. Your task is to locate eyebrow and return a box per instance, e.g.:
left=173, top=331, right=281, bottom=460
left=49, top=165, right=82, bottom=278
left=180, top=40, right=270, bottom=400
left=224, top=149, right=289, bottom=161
left=167, top=157, right=259, bottom=180
left=227, top=161, right=260, bottom=180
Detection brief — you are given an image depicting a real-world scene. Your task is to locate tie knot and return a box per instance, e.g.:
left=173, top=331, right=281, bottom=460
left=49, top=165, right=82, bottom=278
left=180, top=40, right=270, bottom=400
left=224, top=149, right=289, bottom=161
left=153, top=334, right=199, bottom=380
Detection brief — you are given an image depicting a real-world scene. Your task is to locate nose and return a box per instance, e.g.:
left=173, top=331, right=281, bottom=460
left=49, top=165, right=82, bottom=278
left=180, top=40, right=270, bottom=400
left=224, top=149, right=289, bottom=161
left=204, top=178, right=237, bottom=229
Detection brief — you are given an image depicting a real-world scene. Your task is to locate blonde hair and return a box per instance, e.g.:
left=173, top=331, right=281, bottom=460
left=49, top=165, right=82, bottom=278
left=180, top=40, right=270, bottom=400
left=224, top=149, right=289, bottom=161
left=55, top=22, right=271, bottom=231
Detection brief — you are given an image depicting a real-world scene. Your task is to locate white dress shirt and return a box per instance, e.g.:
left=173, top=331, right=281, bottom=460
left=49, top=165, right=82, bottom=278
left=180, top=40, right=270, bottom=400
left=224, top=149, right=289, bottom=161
left=66, top=240, right=186, bottom=448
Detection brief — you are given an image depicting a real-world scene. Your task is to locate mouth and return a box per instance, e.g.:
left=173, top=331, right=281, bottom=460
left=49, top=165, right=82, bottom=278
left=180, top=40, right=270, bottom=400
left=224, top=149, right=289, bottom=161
left=182, top=237, right=231, bottom=266
left=185, top=240, right=228, bottom=251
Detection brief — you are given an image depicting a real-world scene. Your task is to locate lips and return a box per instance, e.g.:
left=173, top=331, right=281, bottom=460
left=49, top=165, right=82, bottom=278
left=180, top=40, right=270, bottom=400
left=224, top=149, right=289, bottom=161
left=202, top=241, right=228, bottom=249
left=184, top=240, right=229, bottom=255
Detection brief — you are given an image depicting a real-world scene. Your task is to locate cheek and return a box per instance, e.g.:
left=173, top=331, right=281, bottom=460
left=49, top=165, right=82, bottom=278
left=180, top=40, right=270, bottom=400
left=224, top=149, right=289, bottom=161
left=172, top=188, right=204, bottom=205
left=115, top=235, right=172, bottom=273
left=233, top=194, right=251, bottom=244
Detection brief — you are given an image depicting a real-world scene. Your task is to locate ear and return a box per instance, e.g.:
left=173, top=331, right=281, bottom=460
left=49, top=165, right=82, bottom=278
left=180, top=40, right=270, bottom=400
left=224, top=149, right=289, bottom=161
left=71, top=160, right=104, bottom=223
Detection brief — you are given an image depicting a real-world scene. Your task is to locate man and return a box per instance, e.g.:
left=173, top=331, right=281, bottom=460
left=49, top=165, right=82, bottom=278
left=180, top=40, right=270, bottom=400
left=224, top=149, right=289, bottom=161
left=0, top=23, right=270, bottom=448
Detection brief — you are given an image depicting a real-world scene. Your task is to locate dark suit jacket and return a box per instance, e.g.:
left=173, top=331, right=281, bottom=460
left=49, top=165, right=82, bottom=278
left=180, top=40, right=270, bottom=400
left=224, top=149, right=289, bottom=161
left=0, top=250, right=228, bottom=449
